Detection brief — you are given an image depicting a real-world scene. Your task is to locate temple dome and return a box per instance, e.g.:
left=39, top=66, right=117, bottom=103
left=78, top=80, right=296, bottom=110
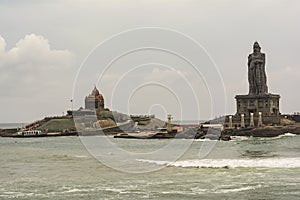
left=92, top=86, right=100, bottom=96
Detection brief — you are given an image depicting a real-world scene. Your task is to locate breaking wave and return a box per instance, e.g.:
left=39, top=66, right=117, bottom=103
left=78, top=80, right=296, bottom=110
left=137, top=157, right=300, bottom=168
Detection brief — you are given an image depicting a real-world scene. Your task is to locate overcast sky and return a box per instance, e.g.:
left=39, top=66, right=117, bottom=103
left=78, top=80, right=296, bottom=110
left=0, top=0, right=299, bottom=122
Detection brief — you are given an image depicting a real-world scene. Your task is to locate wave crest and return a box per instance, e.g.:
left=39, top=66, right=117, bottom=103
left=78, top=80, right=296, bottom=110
left=137, top=157, right=300, bottom=168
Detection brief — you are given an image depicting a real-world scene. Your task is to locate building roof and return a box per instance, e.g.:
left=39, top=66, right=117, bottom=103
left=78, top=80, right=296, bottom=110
left=85, top=86, right=104, bottom=101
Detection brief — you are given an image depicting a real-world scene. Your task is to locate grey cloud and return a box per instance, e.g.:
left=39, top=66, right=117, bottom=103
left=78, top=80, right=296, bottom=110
left=0, top=34, right=73, bottom=95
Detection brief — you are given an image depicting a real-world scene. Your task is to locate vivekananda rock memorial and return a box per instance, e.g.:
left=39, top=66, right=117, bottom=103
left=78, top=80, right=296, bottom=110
left=85, top=86, right=105, bottom=110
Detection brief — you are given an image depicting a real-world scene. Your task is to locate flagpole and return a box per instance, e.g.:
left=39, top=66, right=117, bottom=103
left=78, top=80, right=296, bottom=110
left=70, top=99, right=73, bottom=112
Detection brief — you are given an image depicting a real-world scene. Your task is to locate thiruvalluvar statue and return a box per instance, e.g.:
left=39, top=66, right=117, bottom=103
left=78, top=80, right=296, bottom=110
left=248, top=41, right=268, bottom=95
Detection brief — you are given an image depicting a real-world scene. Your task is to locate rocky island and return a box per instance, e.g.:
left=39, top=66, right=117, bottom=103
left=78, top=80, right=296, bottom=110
left=1, top=42, right=300, bottom=140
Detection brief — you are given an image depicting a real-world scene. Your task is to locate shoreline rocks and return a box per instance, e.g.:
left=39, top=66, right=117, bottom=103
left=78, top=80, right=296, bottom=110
left=223, top=125, right=300, bottom=138
left=2, top=120, right=300, bottom=141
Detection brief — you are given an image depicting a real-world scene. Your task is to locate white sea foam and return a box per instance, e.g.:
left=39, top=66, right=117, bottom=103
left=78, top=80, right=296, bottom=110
left=137, top=157, right=300, bottom=168
left=72, top=155, right=89, bottom=158
left=283, top=133, right=297, bottom=136
left=159, top=184, right=261, bottom=195
left=278, top=132, right=297, bottom=138
left=215, top=185, right=261, bottom=194
left=269, top=132, right=298, bottom=140
left=193, top=138, right=213, bottom=142
left=61, top=188, right=93, bottom=193
left=230, top=136, right=251, bottom=141
left=231, top=133, right=298, bottom=141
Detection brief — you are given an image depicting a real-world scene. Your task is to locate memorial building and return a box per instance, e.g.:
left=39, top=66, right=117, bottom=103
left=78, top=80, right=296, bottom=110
left=233, top=42, right=281, bottom=127
left=85, top=86, right=105, bottom=110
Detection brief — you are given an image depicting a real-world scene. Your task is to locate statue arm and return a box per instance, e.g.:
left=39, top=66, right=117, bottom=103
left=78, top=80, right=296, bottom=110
left=248, top=54, right=252, bottom=67
left=262, top=53, right=265, bottom=63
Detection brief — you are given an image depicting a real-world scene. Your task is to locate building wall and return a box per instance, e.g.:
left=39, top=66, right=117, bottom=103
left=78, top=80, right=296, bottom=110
left=85, top=97, right=104, bottom=110
left=234, top=94, right=280, bottom=126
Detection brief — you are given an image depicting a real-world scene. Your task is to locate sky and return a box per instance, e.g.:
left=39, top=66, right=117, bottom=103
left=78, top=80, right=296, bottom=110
left=0, top=0, right=299, bottom=123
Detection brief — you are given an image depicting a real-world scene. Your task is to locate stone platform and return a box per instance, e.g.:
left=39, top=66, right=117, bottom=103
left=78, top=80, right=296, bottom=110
left=234, top=93, right=280, bottom=126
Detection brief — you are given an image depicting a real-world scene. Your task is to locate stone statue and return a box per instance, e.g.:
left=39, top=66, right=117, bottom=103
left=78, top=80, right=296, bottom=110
left=248, top=41, right=268, bottom=94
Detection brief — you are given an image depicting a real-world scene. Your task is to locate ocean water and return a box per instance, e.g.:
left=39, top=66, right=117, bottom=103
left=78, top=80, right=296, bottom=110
left=0, top=134, right=299, bottom=200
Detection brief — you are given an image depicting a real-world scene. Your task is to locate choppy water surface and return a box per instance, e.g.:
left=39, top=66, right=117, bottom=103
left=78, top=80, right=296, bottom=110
left=0, top=134, right=299, bottom=200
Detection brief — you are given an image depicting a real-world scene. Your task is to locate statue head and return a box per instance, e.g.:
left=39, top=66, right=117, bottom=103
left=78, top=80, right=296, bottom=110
left=253, top=41, right=261, bottom=53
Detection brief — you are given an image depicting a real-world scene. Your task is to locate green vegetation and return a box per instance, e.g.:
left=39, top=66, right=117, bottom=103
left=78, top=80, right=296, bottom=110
left=35, top=110, right=130, bottom=133
left=37, top=118, right=75, bottom=132
left=96, top=109, right=130, bottom=122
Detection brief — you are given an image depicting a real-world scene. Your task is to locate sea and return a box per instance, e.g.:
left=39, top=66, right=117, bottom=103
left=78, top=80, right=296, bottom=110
left=0, top=123, right=299, bottom=199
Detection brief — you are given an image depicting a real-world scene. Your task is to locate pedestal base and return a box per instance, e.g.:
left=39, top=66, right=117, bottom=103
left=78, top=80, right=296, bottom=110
left=234, top=93, right=280, bottom=126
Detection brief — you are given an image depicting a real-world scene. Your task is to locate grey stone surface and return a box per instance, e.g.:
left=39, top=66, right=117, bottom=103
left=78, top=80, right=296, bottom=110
left=235, top=94, right=280, bottom=125
left=248, top=41, right=268, bottom=95
left=232, top=42, right=281, bottom=127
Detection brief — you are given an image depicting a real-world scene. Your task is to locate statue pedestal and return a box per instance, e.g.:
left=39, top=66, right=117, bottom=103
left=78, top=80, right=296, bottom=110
left=234, top=93, right=280, bottom=126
